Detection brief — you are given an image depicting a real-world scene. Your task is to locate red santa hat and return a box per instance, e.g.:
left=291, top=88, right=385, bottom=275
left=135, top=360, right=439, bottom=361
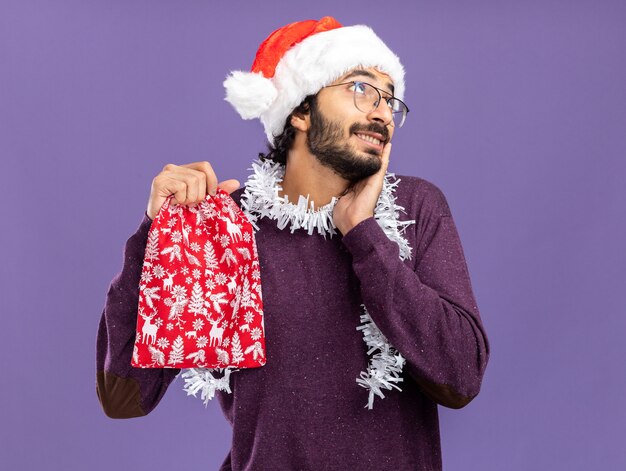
left=223, top=16, right=405, bottom=143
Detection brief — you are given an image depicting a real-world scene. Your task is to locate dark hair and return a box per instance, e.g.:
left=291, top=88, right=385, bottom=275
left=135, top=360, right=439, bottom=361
left=258, top=94, right=317, bottom=165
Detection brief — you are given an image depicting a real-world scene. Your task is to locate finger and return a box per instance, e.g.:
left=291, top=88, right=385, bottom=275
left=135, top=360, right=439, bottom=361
left=369, top=142, right=391, bottom=188
left=380, top=142, right=391, bottom=174
left=178, top=170, right=204, bottom=204
left=362, top=142, right=391, bottom=189
left=217, top=179, right=241, bottom=194
left=160, top=167, right=202, bottom=204
left=180, top=161, right=218, bottom=196
left=169, top=178, right=188, bottom=206
left=194, top=169, right=207, bottom=203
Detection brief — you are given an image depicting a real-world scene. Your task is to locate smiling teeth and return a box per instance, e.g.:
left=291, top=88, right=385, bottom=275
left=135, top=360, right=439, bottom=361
left=357, top=134, right=381, bottom=146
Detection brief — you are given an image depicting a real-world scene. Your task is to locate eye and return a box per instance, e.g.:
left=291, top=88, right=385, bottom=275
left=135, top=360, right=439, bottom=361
left=386, top=97, right=402, bottom=112
left=350, top=81, right=368, bottom=95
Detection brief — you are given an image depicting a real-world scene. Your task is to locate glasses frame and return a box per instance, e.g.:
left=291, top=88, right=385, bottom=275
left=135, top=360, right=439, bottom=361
left=322, top=80, right=410, bottom=128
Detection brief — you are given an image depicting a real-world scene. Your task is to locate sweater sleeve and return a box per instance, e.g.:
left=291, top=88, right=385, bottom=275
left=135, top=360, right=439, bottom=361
left=341, top=195, right=489, bottom=409
left=95, top=211, right=181, bottom=419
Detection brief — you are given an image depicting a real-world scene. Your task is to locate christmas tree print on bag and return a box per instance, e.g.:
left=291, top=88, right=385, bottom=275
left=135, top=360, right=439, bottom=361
left=131, top=188, right=266, bottom=370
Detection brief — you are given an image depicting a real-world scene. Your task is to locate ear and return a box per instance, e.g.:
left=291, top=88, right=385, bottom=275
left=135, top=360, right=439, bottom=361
left=290, top=111, right=310, bottom=132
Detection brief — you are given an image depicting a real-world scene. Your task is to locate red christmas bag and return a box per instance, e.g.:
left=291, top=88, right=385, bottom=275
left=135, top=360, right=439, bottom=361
left=131, top=188, right=266, bottom=374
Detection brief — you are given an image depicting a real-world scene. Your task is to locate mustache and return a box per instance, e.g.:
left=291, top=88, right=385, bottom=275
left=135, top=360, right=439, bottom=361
left=349, top=122, right=390, bottom=142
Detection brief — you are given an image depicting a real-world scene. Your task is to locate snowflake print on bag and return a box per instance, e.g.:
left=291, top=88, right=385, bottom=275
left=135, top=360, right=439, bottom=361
left=132, top=188, right=266, bottom=371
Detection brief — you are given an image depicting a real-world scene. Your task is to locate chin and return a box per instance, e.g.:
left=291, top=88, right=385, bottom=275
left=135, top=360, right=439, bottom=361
left=307, top=132, right=382, bottom=182
left=362, top=148, right=382, bottom=159
left=343, top=153, right=381, bottom=183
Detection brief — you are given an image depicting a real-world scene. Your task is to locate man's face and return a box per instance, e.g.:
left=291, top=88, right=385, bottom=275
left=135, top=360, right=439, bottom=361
left=305, top=67, right=396, bottom=184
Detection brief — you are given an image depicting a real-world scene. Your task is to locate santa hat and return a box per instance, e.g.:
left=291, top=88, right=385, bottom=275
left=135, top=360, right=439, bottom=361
left=223, top=16, right=405, bottom=143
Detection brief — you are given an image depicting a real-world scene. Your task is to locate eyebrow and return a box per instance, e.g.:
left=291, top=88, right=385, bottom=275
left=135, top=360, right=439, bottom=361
left=342, top=69, right=395, bottom=95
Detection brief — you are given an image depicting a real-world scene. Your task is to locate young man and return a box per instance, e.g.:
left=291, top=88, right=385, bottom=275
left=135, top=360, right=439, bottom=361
left=96, top=17, right=489, bottom=470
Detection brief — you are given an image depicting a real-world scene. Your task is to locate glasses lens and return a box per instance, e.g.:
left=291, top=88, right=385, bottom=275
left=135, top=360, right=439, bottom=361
left=351, top=82, right=408, bottom=128
left=390, top=99, right=408, bottom=128
left=352, top=82, right=379, bottom=114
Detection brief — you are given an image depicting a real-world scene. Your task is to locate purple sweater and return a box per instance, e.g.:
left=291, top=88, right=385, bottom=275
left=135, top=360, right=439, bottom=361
left=96, top=174, right=489, bottom=470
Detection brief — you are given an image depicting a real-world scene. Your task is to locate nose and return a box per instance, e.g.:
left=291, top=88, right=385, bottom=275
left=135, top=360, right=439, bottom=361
left=366, top=103, right=395, bottom=140
left=367, top=100, right=394, bottom=129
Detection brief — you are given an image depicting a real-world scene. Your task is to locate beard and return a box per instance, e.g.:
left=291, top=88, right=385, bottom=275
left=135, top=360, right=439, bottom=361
left=306, top=103, right=388, bottom=184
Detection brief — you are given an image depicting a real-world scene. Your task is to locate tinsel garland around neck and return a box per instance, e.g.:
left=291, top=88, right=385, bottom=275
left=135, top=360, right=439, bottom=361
left=239, top=158, right=416, bottom=409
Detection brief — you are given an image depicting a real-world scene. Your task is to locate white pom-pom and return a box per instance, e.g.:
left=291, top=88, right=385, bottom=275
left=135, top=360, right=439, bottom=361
left=223, top=71, right=277, bottom=119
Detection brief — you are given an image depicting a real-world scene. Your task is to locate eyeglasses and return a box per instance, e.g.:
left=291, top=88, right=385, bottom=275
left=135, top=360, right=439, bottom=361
left=322, top=81, right=409, bottom=128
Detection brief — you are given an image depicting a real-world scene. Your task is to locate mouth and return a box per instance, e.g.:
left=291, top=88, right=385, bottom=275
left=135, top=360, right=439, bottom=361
left=354, top=132, right=386, bottom=151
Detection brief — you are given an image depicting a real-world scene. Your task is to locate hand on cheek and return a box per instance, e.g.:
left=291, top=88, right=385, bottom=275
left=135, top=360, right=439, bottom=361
left=332, top=142, right=391, bottom=235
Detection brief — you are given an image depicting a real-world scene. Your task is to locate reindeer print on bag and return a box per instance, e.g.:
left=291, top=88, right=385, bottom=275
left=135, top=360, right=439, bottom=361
left=131, top=189, right=266, bottom=370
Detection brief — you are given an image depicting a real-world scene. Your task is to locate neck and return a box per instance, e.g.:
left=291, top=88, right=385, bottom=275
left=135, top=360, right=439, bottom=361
left=279, top=133, right=349, bottom=208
